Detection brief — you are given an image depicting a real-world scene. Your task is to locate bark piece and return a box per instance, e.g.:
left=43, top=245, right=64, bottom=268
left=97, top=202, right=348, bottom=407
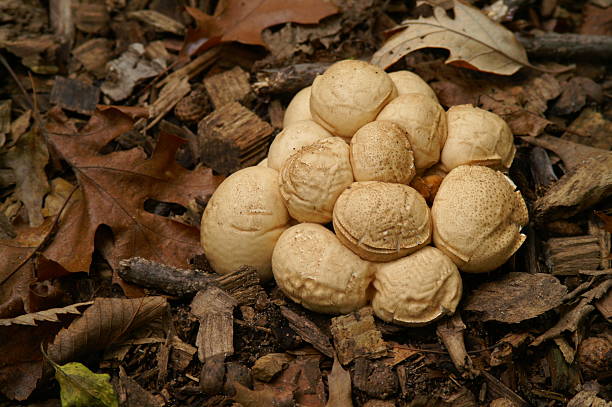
left=463, top=272, right=567, bottom=323
left=170, top=335, right=197, bottom=371
left=567, top=390, right=610, bottom=407
left=204, top=66, right=252, bottom=109
left=50, top=0, right=75, bottom=46
left=518, top=33, right=612, bottom=61
left=253, top=62, right=330, bottom=94
left=330, top=307, right=388, bottom=365
left=49, top=76, right=100, bottom=115
left=191, top=286, right=237, bottom=362
left=544, top=235, right=602, bottom=275
left=174, top=85, right=211, bottom=123
left=352, top=358, right=398, bottom=399
left=252, top=353, right=293, bottom=382
left=589, top=216, right=612, bottom=271
left=72, top=38, right=113, bottom=79
left=198, top=102, right=273, bottom=175
left=436, top=313, right=473, bottom=375
left=143, top=76, right=191, bottom=130
left=280, top=306, right=334, bottom=358
left=534, top=153, right=612, bottom=222
left=127, top=10, right=185, bottom=35
left=75, top=3, right=109, bottom=34
left=521, top=134, right=609, bottom=172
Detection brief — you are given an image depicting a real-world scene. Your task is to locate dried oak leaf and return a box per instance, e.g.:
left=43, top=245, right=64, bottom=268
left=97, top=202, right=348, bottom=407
left=371, top=0, right=532, bottom=75
left=47, top=297, right=167, bottom=364
left=183, top=0, right=338, bottom=56
left=43, top=108, right=223, bottom=275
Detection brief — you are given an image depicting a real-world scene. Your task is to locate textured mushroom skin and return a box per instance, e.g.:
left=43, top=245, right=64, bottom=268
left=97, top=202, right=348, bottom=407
left=372, top=246, right=462, bottom=326
left=279, top=137, right=353, bottom=223
left=283, top=87, right=312, bottom=128
left=440, top=105, right=516, bottom=172
left=388, top=71, right=438, bottom=102
left=350, top=120, right=416, bottom=184
left=377, top=93, right=447, bottom=172
left=272, top=223, right=375, bottom=314
left=268, top=120, right=332, bottom=170
left=333, top=182, right=431, bottom=262
left=201, top=166, right=289, bottom=280
left=310, top=60, right=397, bottom=138
left=432, top=165, right=528, bottom=273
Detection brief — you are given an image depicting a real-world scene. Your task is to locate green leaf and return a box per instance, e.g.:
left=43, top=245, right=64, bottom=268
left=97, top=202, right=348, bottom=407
left=54, top=362, right=118, bottom=407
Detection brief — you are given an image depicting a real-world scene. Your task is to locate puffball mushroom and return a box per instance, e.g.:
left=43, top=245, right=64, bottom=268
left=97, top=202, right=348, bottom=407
left=279, top=137, right=353, bottom=223
left=272, top=223, right=375, bottom=314
left=350, top=120, right=416, bottom=184
left=432, top=165, right=528, bottom=273
left=440, top=105, right=515, bottom=172
left=200, top=166, right=289, bottom=280
left=310, top=60, right=397, bottom=138
left=333, top=182, right=432, bottom=262
left=267, top=120, right=332, bottom=170
left=283, top=87, right=312, bottom=128
left=388, top=71, right=438, bottom=102
left=372, top=246, right=462, bottom=326
left=377, top=93, right=447, bottom=172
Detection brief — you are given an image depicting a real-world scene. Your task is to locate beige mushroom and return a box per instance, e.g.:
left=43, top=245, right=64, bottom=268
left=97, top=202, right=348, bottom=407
left=432, top=165, right=528, bottom=273
left=267, top=120, right=332, bottom=170
left=279, top=137, right=353, bottom=223
left=377, top=93, right=447, bottom=172
left=388, top=71, right=438, bottom=101
left=257, top=158, right=268, bottom=167
left=272, top=223, right=375, bottom=314
left=310, top=60, right=397, bottom=138
left=440, top=105, right=515, bottom=172
left=283, top=87, right=312, bottom=128
left=372, top=246, right=462, bottom=326
left=333, top=182, right=431, bottom=262
left=201, top=166, right=290, bottom=280
left=350, top=120, right=416, bottom=184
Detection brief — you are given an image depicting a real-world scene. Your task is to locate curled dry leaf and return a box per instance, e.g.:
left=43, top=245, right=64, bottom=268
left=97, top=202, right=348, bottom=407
left=47, top=297, right=167, bottom=364
left=371, top=0, right=532, bottom=75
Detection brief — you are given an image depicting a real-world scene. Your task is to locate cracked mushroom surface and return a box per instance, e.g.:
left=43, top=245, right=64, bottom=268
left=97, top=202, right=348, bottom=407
left=350, top=120, right=416, bottom=184
left=272, top=223, right=375, bottom=314
left=333, top=182, right=431, bottom=262
left=310, top=60, right=397, bottom=138
left=279, top=137, right=353, bottom=223
left=267, top=120, right=332, bottom=170
left=372, top=246, right=462, bottom=326
left=432, top=165, right=528, bottom=273
left=200, top=166, right=289, bottom=280
left=440, top=104, right=515, bottom=172
left=377, top=93, right=447, bottom=172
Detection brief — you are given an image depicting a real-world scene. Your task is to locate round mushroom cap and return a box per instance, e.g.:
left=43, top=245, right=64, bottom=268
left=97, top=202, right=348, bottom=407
left=268, top=120, right=333, bottom=170
left=372, top=246, right=462, bottom=326
left=257, top=158, right=268, bottom=167
left=388, top=71, right=438, bottom=101
left=377, top=93, right=447, bottom=172
left=279, top=137, right=353, bottom=223
left=310, top=60, right=397, bottom=138
left=333, top=182, right=432, bottom=262
left=350, top=120, right=416, bottom=184
left=432, top=165, right=529, bottom=273
left=283, top=87, right=312, bottom=128
left=440, top=105, right=515, bottom=172
left=272, top=223, right=375, bottom=314
left=201, top=166, right=290, bottom=280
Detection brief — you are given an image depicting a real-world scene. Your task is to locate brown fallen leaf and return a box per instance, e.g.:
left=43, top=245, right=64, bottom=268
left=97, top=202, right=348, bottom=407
left=43, top=108, right=223, bottom=275
left=463, top=273, right=567, bottom=323
left=47, top=296, right=167, bottom=364
left=521, top=135, right=610, bottom=172
left=325, top=356, right=353, bottom=407
left=371, top=0, right=532, bottom=75
left=183, top=0, right=338, bottom=56
left=232, top=381, right=295, bottom=407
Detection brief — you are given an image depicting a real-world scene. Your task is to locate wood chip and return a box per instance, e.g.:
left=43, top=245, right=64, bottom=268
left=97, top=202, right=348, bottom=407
left=280, top=306, right=334, bottom=358
left=330, top=307, right=388, bottom=365
left=49, top=76, right=100, bottom=115
left=252, top=353, right=293, bottom=382
left=544, top=235, right=603, bottom=275
left=72, top=38, right=114, bottom=79
left=191, top=286, right=237, bottom=361
left=352, top=358, right=398, bottom=399
left=204, top=66, right=253, bottom=109
left=75, top=3, right=109, bottom=34
left=198, top=102, right=273, bottom=175
left=128, top=10, right=185, bottom=35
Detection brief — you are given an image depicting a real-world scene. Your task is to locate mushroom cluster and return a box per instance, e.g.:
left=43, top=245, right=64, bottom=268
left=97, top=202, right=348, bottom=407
left=201, top=60, right=528, bottom=326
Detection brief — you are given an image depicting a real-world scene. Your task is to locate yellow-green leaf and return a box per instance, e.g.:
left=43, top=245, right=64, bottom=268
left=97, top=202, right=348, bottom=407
left=54, top=362, right=118, bottom=407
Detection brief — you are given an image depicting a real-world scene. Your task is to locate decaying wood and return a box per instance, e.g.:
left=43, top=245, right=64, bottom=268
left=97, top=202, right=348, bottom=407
left=544, top=235, right=603, bottom=275
left=253, top=62, right=331, bottom=94
left=174, top=85, right=211, bottom=123
left=521, top=135, right=610, bottom=172
left=49, top=76, right=100, bottom=115
left=518, top=33, right=612, bottom=61
left=49, top=0, right=74, bottom=46
left=436, top=313, right=474, bottom=376
left=118, top=258, right=264, bottom=305
left=352, top=358, right=399, bottom=399
left=280, top=306, right=334, bottom=358
left=144, top=76, right=191, bottom=130
left=198, top=102, right=274, bottom=175
left=203, top=66, right=253, bottom=109
left=157, top=47, right=221, bottom=88
left=529, top=146, right=557, bottom=193
left=534, top=153, right=612, bottom=222
left=330, top=307, right=388, bottom=365
left=191, top=286, right=237, bottom=362
left=589, top=216, right=612, bottom=271
left=75, top=3, right=109, bottom=34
